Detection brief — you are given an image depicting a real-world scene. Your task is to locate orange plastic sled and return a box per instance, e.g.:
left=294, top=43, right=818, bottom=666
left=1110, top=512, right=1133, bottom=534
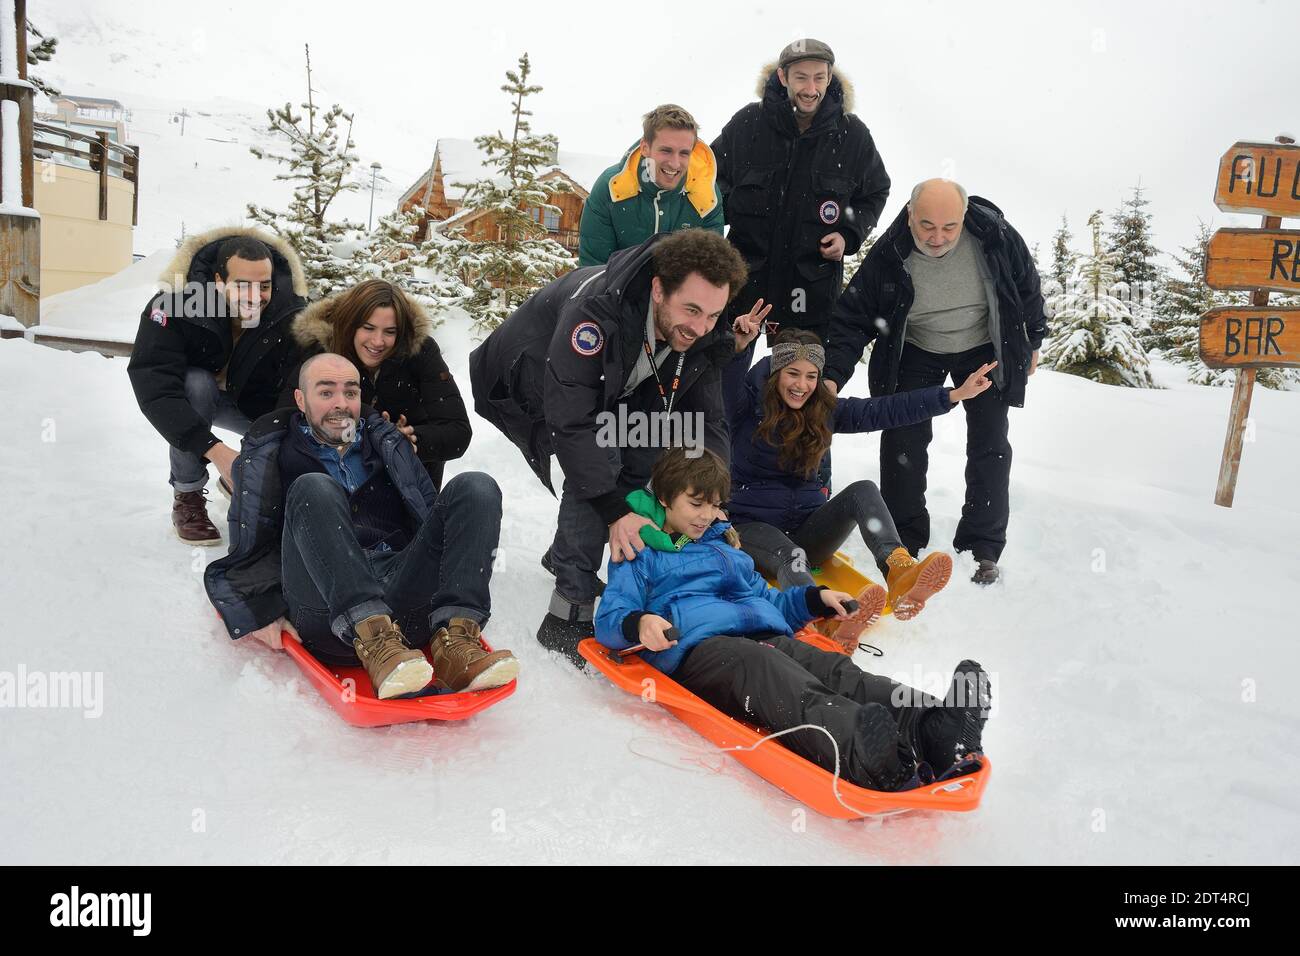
left=579, top=551, right=990, bottom=818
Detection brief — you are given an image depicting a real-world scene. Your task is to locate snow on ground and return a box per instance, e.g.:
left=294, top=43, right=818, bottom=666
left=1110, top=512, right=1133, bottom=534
left=2, top=304, right=1298, bottom=863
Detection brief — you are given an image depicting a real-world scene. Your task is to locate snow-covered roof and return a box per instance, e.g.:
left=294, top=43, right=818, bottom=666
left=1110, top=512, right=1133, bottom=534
left=57, top=94, right=126, bottom=111
left=403, top=137, right=613, bottom=208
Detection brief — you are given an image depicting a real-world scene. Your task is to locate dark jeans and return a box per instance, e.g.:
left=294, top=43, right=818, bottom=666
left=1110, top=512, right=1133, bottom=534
left=280, top=470, right=502, bottom=665
left=545, top=447, right=658, bottom=614
left=170, top=367, right=252, bottom=491
left=880, top=342, right=1011, bottom=562
left=674, top=633, right=939, bottom=790
left=736, top=480, right=905, bottom=587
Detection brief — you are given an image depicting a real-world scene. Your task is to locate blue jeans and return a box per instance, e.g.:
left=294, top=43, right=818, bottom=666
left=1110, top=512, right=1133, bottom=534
left=280, top=470, right=502, bottom=664
left=170, top=368, right=252, bottom=492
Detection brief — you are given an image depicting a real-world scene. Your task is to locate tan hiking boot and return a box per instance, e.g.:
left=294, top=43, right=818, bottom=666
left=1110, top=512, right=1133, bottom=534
left=827, top=582, right=888, bottom=653
left=352, top=614, right=434, bottom=699
left=173, top=489, right=221, bottom=545
left=431, top=618, right=519, bottom=692
left=885, top=547, right=953, bottom=621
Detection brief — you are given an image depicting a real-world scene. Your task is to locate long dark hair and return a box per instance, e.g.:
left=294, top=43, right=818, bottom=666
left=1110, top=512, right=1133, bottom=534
left=752, top=328, right=835, bottom=479
left=329, top=279, right=419, bottom=371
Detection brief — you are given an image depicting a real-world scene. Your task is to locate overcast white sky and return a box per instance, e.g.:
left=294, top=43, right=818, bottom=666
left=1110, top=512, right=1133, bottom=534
left=43, top=0, right=1299, bottom=260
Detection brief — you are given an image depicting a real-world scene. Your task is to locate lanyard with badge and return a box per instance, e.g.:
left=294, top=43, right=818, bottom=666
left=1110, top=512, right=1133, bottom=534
left=643, top=335, right=686, bottom=415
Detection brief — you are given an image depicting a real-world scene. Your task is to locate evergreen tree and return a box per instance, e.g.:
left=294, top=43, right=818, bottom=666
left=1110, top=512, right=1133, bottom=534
left=25, top=21, right=58, bottom=98
left=1106, top=182, right=1163, bottom=333
left=360, top=207, right=473, bottom=321
left=1040, top=211, right=1154, bottom=387
left=1150, top=222, right=1295, bottom=389
left=246, top=45, right=366, bottom=299
left=840, top=230, right=875, bottom=292
left=1048, top=214, right=1077, bottom=299
left=447, top=53, right=574, bottom=333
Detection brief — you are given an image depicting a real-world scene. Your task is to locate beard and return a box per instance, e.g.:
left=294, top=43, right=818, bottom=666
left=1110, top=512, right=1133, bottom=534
left=310, top=411, right=357, bottom=446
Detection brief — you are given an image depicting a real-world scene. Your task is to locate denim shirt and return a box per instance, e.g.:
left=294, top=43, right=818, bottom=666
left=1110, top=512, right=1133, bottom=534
left=299, top=417, right=372, bottom=494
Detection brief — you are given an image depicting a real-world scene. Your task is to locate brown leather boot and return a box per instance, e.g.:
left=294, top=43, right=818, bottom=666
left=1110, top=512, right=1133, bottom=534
left=173, top=490, right=221, bottom=545
left=885, top=548, right=953, bottom=621
left=431, top=618, right=519, bottom=692
left=353, top=615, right=434, bottom=699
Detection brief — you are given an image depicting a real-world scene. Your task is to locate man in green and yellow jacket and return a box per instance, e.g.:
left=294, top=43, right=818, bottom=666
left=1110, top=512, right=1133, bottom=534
left=578, top=104, right=725, bottom=267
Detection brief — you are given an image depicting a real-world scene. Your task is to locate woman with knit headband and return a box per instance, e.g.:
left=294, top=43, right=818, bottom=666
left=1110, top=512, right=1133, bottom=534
left=723, top=321, right=997, bottom=652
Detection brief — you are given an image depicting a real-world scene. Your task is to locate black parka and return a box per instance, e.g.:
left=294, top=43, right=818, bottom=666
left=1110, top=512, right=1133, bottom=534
left=823, top=197, right=1047, bottom=408
left=127, top=226, right=308, bottom=457
left=711, top=64, right=890, bottom=336
left=468, top=235, right=733, bottom=524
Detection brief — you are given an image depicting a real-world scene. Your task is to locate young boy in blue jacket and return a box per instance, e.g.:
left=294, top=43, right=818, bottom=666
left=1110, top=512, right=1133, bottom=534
left=595, top=446, right=990, bottom=791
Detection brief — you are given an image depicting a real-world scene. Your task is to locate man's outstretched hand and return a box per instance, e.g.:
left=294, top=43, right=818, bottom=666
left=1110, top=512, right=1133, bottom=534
left=609, top=512, right=655, bottom=563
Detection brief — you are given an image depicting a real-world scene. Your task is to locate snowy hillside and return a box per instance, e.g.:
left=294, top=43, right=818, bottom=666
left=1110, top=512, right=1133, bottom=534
left=1, top=311, right=1296, bottom=864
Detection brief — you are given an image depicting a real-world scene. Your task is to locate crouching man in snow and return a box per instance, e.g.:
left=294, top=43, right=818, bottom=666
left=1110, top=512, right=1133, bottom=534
left=595, top=446, right=990, bottom=791
left=128, top=229, right=309, bottom=546
left=205, top=353, right=519, bottom=699
left=470, top=230, right=768, bottom=664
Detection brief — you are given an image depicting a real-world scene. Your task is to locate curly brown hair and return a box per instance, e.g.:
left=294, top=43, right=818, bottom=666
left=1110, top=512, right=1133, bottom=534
left=753, top=328, right=836, bottom=479
left=327, top=279, right=419, bottom=370
left=651, top=230, right=748, bottom=302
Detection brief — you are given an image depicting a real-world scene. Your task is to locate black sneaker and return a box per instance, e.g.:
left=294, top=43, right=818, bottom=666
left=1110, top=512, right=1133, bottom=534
left=540, top=550, right=605, bottom=597
left=536, top=612, right=593, bottom=668
left=920, top=660, right=992, bottom=773
left=852, top=703, right=917, bottom=792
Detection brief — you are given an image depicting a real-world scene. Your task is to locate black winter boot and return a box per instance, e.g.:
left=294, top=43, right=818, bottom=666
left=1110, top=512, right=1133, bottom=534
left=918, top=660, right=992, bottom=774
left=536, top=591, right=594, bottom=668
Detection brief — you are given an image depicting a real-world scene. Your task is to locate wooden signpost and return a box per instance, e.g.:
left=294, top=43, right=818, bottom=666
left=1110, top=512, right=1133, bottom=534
left=1203, top=135, right=1300, bottom=507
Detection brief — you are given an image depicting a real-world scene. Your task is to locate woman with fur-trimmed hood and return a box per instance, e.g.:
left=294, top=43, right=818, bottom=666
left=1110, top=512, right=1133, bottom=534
left=711, top=39, right=890, bottom=344
left=286, top=279, right=471, bottom=489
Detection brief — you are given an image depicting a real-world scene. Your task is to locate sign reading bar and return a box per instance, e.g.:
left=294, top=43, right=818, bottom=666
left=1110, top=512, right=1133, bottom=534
left=1199, top=307, right=1300, bottom=369
left=1205, top=228, right=1300, bottom=293
left=1214, top=141, right=1300, bottom=219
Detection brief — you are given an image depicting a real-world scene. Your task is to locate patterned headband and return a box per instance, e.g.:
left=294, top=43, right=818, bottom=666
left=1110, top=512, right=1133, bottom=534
left=770, top=342, right=826, bottom=375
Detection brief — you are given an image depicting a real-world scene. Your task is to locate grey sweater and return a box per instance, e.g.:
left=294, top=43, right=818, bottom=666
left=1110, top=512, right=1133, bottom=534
left=902, top=232, right=993, bottom=354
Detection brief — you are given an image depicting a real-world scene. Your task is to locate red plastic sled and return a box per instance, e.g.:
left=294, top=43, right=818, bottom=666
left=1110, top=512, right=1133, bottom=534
left=282, top=631, right=516, bottom=728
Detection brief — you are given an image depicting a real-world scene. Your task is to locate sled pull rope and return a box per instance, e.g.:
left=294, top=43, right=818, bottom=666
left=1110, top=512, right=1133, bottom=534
left=626, top=723, right=909, bottom=819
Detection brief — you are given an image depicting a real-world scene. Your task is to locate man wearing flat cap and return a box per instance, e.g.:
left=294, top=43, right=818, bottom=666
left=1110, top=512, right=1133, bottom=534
left=712, top=39, right=891, bottom=345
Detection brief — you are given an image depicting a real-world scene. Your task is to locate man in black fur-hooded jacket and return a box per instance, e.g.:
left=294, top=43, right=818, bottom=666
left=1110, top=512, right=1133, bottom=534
left=470, top=230, right=762, bottom=662
left=711, top=39, right=890, bottom=342
left=127, top=227, right=307, bottom=545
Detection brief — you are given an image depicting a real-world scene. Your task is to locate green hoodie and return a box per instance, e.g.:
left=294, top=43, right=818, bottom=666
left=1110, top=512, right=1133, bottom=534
left=626, top=487, right=690, bottom=553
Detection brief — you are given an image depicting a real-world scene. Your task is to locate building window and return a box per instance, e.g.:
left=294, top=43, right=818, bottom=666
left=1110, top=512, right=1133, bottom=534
left=543, top=207, right=561, bottom=232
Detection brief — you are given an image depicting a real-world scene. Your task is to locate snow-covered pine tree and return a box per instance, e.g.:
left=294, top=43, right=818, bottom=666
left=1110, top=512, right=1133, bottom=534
left=359, top=207, right=473, bottom=324
left=446, top=53, right=573, bottom=333
left=1048, top=214, right=1077, bottom=299
left=1107, top=182, right=1164, bottom=336
left=840, top=230, right=875, bottom=292
left=246, top=45, right=366, bottom=299
left=1149, top=222, right=1295, bottom=389
left=25, top=21, right=58, bottom=97
left=1040, top=210, right=1155, bottom=387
